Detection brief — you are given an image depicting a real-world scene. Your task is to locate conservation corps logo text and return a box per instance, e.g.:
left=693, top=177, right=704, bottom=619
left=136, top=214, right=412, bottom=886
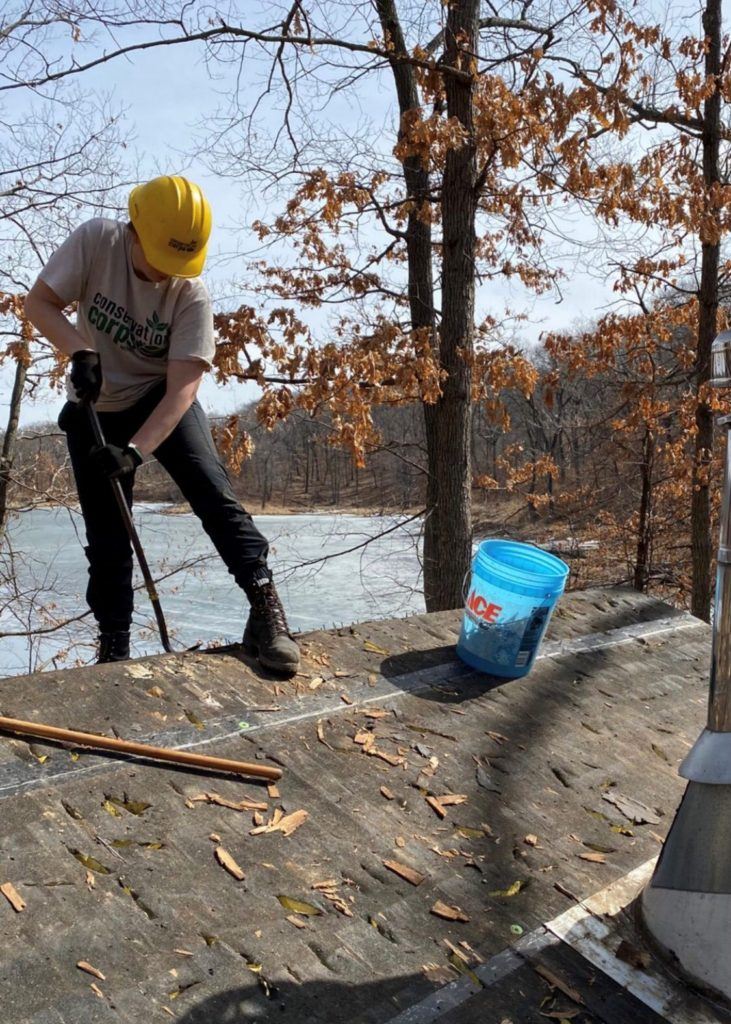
left=88, top=291, right=170, bottom=358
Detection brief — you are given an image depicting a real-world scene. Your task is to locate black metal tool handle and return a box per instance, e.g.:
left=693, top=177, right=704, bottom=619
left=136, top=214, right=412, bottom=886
left=85, top=402, right=173, bottom=654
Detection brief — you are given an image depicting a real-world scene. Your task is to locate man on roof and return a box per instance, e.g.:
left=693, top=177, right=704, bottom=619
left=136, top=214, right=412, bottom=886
left=25, top=174, right=300, bottom=674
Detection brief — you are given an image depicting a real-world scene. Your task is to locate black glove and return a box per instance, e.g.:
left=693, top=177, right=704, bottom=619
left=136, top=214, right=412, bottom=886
left=89, top=443, right=144, bottom=479
left=70, top=349, right=102, bottom=403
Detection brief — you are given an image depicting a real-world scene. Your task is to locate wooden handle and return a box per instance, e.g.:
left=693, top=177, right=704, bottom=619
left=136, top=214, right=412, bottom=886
left=0, top=716, right=281, bottom=781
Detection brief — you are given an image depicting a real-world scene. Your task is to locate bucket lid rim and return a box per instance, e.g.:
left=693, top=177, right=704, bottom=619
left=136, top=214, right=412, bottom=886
left=476, top=539, right=570, bottom=583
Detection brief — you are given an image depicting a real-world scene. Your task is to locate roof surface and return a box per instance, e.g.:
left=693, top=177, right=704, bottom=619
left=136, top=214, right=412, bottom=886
left=0, top=588, right=724, bottom=1023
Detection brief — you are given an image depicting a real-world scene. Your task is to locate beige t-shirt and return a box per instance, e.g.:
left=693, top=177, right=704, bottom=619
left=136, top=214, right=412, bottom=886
left=40, top=218, right=215, bottom=411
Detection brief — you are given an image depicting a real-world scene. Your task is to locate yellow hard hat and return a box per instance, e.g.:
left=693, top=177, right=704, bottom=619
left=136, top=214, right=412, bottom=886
left=128, top=175, right=212, bottom=278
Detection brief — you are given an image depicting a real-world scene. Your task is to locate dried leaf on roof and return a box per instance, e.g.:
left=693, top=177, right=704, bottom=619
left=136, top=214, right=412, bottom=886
left=69, top=849, right=110, bottom=875
left=364, top=640, right=390, bottom=655
left=106, top=794, right=151, bottom=816
left=277, top=894, right=322, bottom=916
left=488, top=880, right=525, bottom=898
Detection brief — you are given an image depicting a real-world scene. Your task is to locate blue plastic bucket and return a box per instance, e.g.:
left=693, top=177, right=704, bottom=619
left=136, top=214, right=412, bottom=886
left=456, top=539, right=569, bottom=679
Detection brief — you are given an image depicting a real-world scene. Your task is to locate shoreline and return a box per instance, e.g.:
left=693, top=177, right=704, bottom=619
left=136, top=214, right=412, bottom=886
left=8, top=501, right=421, bottom=519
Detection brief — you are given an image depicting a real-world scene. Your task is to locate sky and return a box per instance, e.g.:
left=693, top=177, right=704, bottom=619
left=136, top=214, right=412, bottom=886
left=3, top=6, right=620, bottom=428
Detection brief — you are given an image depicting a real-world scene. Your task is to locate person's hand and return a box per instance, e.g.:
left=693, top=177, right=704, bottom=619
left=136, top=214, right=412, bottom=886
left=89, top=443, right=144, bottom=479
left=70, top=349, right=102, bottom=403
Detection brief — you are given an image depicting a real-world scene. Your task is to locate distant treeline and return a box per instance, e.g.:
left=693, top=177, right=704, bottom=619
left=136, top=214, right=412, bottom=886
left=7, top=357, right=612, bottom=518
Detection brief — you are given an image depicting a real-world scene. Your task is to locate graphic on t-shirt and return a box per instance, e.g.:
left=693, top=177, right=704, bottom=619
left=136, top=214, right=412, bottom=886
left=87, top=291, right=171, bottom=359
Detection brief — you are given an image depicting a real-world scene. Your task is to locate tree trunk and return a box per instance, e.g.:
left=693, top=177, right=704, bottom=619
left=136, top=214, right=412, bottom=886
left=691, top=0, right=722, bottom=622
left=375, top=0, right=438, bottom=599
left=422, top=0, right=479, bottom=609
left=0, top=356, right=27, bottom=540
left=634, top=426, right=654, bottom=592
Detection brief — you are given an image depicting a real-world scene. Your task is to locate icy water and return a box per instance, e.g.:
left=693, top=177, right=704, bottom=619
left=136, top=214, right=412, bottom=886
left=0, top=507, right=424, bottom=676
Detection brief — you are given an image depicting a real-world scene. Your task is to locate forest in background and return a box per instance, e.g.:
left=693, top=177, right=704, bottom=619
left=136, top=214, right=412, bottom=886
left=7, top=306, right=727, bottom=609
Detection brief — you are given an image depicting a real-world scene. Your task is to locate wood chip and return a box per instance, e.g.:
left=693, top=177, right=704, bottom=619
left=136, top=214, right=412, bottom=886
left=364, top=709, right=390, bottom=719
left=578, top=851, right=606, bottom=863
left=190, top=792, right=267, bottom=812
left=431, top=900, right=470, bottom=922
left=380, top=786, right=395, bottom=800
left=437, top=794, right=468, bottom=807
left=426, top=795, right=447, bottom=819
left=316, top=720, right=331, bottom=747
left=0, top=882, right=26, bottom=913
left=90, top=983, right=105, bottom=999
left=174, top=949, right=194, bottom=957
left=524, top=834, right=539, bottom=847
left=267, top=783, right=280, bottom=800
left=309, top=676, right=324, bottom=690
left=533, top=963, right=585, bottom=1005
left=77, top=960, right=106, bottom=981
left=85, top=871, right=96, bottom=892
left=286, top=914, right=307, bottom=929
left=383, top=859, right=426, bottom=886
left=214, top=846, right=245, bottom=880
left=250, top=809, right=309, bottom=838
left=395, top=836, right=406, bottom=848
left=368, top=748, right=404, bottom=766
left=340, top=693, right=353, bottom=705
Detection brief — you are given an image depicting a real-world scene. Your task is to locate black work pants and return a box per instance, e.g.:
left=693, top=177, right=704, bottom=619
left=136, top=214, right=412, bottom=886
left=59, top=387, right=269, bottom=632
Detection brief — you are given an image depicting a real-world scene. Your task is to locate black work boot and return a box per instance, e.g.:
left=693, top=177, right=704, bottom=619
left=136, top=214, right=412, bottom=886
left=243, top=577, right=300, bottom=675
left=97, top=630, right=131, bottom=664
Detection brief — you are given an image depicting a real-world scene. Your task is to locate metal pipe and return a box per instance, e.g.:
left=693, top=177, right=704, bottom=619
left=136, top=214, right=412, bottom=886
left=708, top=330, right=731, bottom=730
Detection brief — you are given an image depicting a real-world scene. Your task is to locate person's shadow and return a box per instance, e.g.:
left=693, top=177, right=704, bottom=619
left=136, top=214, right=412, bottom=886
left=174, top=972, right=437, bottom=1024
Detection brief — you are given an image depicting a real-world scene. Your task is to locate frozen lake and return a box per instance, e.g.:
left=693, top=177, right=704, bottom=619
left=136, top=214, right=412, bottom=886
left=0, top=507, right=424, bottom=676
